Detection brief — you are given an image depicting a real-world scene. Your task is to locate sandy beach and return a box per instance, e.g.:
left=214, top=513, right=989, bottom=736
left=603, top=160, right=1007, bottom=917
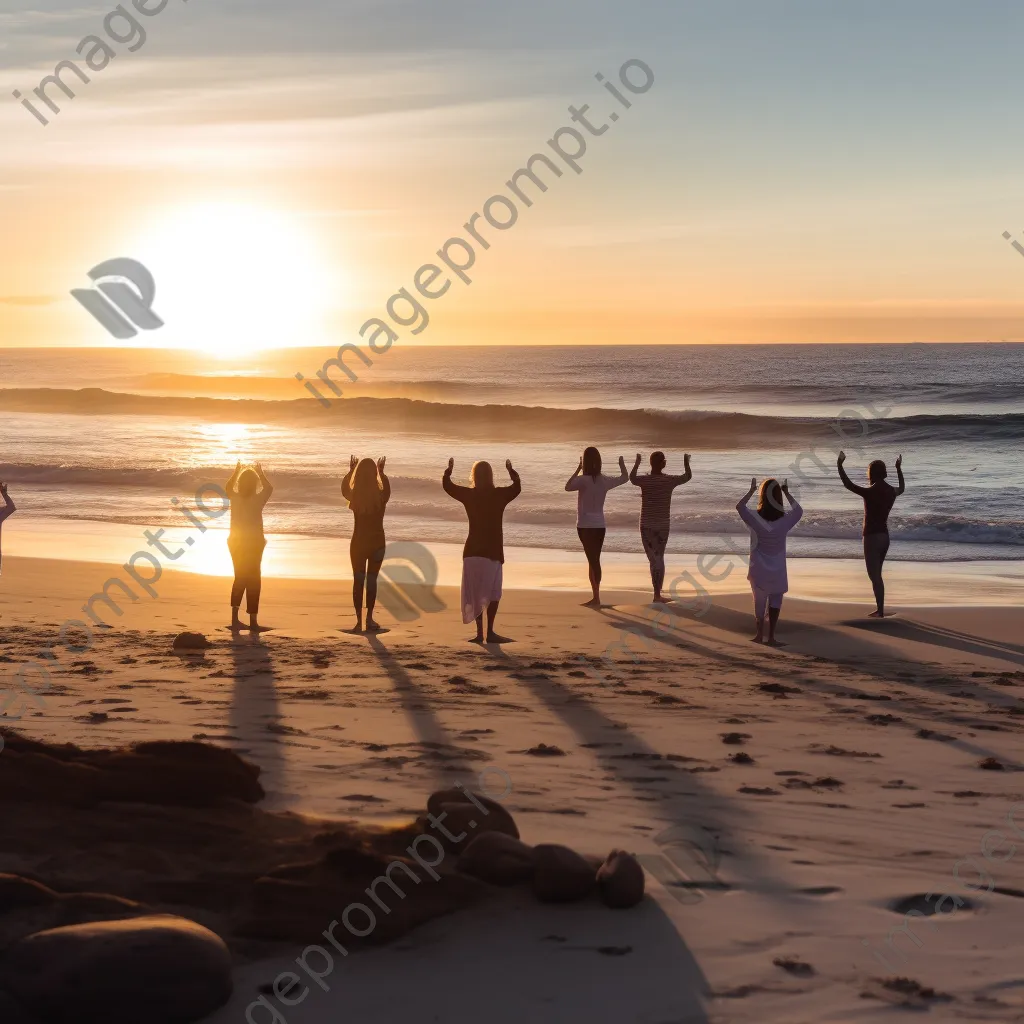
left=4, top=554, right=1024, bottom=1022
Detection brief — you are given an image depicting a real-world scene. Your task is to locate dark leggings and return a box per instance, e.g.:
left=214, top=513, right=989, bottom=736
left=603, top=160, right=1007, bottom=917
left=864, top=531, right=890, bottom=611
left=351, top=535, right=385, bottom=616
left=577, top=527, right=606, bottom=584
left=229, top=537, right=266, bottom=615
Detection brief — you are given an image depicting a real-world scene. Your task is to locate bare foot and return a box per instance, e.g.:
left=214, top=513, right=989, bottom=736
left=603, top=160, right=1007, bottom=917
left=229, top=621, right=243, bottom=633
left=248, top=622, right=272, bottom=633
left=868, top=610, right=885, bottom=618
left=582, top=598, right=602, bottom=608
left=365, top=618, right=383, bottom=632
left=468, top=634, right=484, bottom=644
left=751, top=635, right=763, bottom=644
left=766, top=639, right=786, bottom=648
left=486, top=632, right=514, bottom=644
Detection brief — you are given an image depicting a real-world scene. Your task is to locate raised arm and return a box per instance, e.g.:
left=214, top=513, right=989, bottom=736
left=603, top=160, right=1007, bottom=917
left=504, top=459, right=522, bottom=501
left=670, top=453, right=692, bottom=486
left=782, top=479, right=803, bottom=524
left=0, top=481, right=14, bottom=520
left=226, top=460, right=243, bottom=496
left=894, top=454, right=905, bottom=496
left=377, top=457, right=391, bottom=503
left=608, top=455, right=629, bottom=488
left=629, top=453, right=643, bottom=485
left=442, top=458, right=471, bottom=501
left=837, top=451, right=868, bottom=496
left=341, top=455, right=356, bottom=501
left=565, top=457, right=583, bottom=492
left=736, top=476, right=757, bottom=513
left=255, top=462, right=274, bottom=502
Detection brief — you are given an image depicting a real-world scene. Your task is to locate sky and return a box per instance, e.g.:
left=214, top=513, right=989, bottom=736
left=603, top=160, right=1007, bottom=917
left=2, top=0, right=1024, bottom=351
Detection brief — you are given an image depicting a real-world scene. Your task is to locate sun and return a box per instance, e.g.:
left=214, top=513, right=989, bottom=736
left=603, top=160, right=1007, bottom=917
left=135, top=201, right=337, bottom=356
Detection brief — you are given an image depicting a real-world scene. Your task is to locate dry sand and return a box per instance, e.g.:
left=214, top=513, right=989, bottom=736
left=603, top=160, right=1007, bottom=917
left=3, top=554, right=1024, bottom=1023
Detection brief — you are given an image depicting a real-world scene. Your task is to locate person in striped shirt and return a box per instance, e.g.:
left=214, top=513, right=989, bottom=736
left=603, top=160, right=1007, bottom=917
left=629, top=451, right=691, bottom=602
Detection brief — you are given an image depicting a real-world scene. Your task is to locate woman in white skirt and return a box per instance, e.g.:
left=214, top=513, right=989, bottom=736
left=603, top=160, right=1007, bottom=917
left=736, top=477, right=802, bottom=646
left=442, top=457, right=521, bottom=644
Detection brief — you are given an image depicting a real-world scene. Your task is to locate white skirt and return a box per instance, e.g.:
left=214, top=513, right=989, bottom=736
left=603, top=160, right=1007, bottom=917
left=461, top=557, right=503, bottom=623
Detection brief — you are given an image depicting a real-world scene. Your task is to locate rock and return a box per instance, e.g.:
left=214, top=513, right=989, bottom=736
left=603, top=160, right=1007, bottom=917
left=0, top=990, right=38, bottom=1024
left=0, top=914, right=233, bottom=1024
left=0, top=874, right=149, bottom=951
left=457, top=832, right=536, bottom=885
left=423, top=787, right=519, bottom=847
left=172, top=632, right=210, bottom=651
left=532, top=844, right=597, bottom=903
left=0, top=734, right=263, bottom=807
left=596, top=850, right=645, bottom=908
left=0, top=875, right=58, bottom=915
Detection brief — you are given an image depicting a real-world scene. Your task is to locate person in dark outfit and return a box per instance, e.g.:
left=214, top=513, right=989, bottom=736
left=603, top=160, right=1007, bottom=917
left=442, top=457, right=521, bottom=643
left=342, top=455, right=390, bottom=632
left=837, top=450, right=905, bottom=617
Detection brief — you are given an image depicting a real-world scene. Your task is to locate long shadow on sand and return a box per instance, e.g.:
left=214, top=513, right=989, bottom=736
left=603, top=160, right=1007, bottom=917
left=508, top=657, right=804, bottom=912
left=227, top=632, right=286, bottom=797
left=600, top=603, right=1024, bottom=769
left=366, top=634, right=492, bottom=788
left=847, top=616, right=1024, bottom=668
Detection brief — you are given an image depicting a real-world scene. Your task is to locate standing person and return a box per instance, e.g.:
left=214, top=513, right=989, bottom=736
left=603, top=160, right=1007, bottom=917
left=837, top=451, right=904, bottom=618
left=736, top=477, right=803, bottom=646
left=442, top=457, right=521, bottom=644
left=225, top=461, right=273, bottom=633
left=0, top=481, right=16, bottom=576
left=566, top=447, right=628, bottom=607
left=342, top=455, right=390, bottom=633
left=629, top=451, right=691, bottom=603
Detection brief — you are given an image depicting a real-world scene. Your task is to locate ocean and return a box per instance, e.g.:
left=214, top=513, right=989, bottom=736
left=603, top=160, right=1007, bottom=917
left=1, top=343, right=1023, bottom=599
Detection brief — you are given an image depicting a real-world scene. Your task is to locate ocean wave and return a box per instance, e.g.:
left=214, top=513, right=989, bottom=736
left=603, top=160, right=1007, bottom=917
left=5, top=388, right=1024, bottom=446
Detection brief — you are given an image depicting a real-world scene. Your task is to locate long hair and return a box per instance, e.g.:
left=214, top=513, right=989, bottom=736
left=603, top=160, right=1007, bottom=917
left=868, top=460, right=887, bottom=483
left=471, top=461, right=494, bottom=489
left=582, top=446, right=602, bottom=480
left=237, top=468, right=259, bottom=498
left=348, top=458, right=384, bottom=514
left=757, top=478, right=784, bottom=522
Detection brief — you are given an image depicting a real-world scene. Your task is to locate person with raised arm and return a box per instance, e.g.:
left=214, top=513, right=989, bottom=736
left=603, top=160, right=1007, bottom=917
left=225, top=460, right=274, bottom=633
left=342, top=454, right=390, bottom=633
left=566, top=446, right=628, bottom=607
left=0, top=481, right=16, bottom=576
left=629, top=450, right=691, bottom=603
left=736, top=477, right=803, bottom=646
left=837, top=451, right=905, bottom=618
left=443, top=457, right=521, bottom=644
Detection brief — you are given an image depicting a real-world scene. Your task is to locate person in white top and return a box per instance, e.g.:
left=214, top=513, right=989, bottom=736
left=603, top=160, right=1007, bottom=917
left=0, top=481, right=16, bottom=576
left=736, top=476, right=802, bottom=646
left=565, top=447, right=628, bottom=607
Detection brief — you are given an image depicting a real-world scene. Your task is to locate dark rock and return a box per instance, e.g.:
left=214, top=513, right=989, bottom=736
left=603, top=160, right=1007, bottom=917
left=241, top=862, right=487, bottom=945
left=172, top=632, right=210, bottom=651
left=532, top=844, right=597, bottom=903
left=0, top=876, right=57, bottom=915
left=0, top=733, right=263, bottom=807
left=0, top=990, right=38, bottom=1024
left=0, top=876, right=149, bottom=951
left=424, top=787, right=519, bottom=846
left=457, top=832, right=536, bottom=885
left=596, top=850, right=645, bottom=909
left=0, top=914, right=232, bottom=1024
